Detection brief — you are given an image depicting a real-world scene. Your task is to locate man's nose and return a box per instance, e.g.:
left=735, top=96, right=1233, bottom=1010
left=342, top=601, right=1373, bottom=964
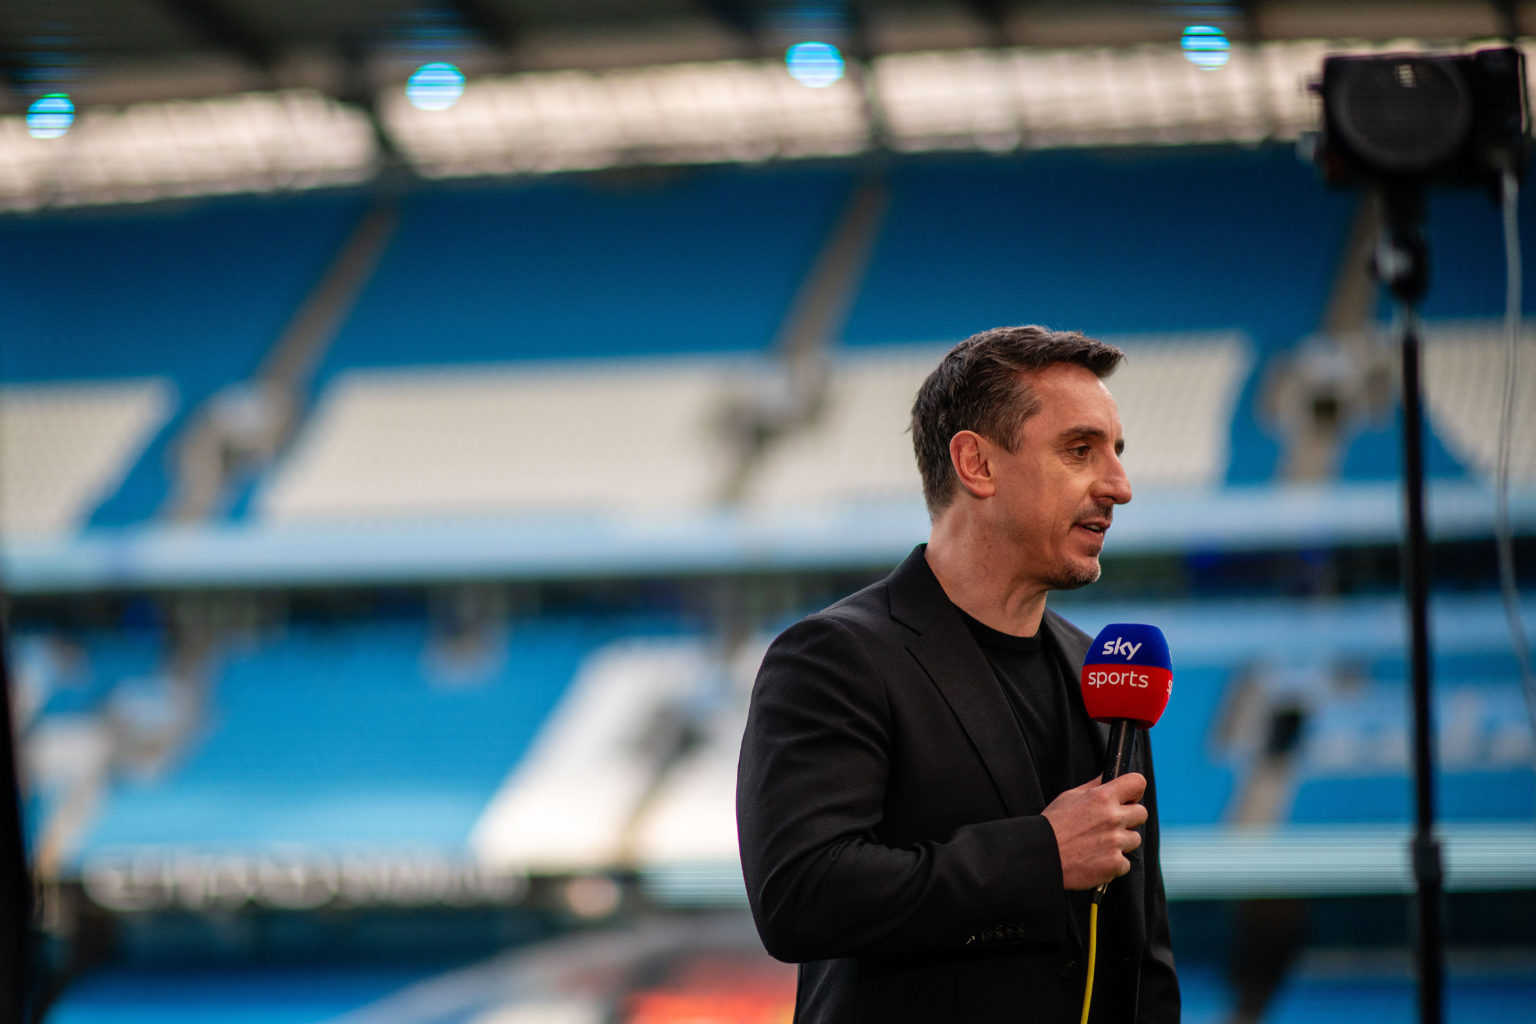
left=1098, top=453, right=1132, bottom=506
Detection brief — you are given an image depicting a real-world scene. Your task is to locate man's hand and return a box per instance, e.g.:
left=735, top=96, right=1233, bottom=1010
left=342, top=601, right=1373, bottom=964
left=1042, top=773, right=1148, bottom=890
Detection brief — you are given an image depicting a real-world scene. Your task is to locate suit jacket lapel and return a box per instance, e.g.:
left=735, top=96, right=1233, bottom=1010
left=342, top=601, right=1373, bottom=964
left=1042, top=608, right=1112, bottom=754
left=886, top=547, right=1045, bottom=817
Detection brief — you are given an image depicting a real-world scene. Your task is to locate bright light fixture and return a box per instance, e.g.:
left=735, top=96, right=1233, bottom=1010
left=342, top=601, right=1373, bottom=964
left=407, top=63, right=467, bottom=111
left=1181, top=25, right=1231, bottom=70
left=786, top=42, right=846, bottom=88
left=27, top=94, right=75, bottom=139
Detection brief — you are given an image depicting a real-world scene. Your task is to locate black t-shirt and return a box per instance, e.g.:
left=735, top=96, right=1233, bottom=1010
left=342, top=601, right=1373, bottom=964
left=955, top=607, right=1103, bottom=802
left=955, top=606, right=1107, bottom=959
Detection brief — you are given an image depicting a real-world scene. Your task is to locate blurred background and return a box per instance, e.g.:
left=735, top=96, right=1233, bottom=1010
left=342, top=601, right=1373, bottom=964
left=1, top=1, right=1534, bottom=1021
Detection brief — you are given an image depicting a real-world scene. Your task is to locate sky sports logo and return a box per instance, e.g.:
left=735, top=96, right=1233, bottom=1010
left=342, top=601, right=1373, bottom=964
left=1084, top=667, right=1156, bottom=688
left=1080, top=623, right=1172, bottom=727
left=1100, top=636, right=1144, bottom=660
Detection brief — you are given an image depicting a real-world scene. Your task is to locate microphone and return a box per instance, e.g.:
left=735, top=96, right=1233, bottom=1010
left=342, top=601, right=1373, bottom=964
left=1080, top=623, right=1172, bottom=898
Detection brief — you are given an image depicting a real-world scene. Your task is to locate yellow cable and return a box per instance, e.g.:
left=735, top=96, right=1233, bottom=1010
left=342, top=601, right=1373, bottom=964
left=1079, top=900, right=1099, bottom=1024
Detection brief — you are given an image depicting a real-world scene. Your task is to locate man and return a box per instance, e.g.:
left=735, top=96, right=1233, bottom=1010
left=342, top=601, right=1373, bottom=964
left=736, top=325, right=1178, bottom=1022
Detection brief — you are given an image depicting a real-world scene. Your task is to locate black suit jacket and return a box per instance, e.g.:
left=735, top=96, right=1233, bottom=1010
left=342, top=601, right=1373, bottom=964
left=737, top=546, right=1179, bottom=1023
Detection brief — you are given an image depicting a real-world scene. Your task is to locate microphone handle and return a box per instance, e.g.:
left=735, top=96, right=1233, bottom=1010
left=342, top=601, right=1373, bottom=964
left=1100, top=719, right=1136, bottom=783
left=1095, top=720, right=1137, bottom=899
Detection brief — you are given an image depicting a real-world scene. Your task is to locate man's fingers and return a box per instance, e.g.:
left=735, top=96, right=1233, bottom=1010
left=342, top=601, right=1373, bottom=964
left=1101, top=771, right=1147, bottom=802
left=1048, top=772, right=1151, bottom=890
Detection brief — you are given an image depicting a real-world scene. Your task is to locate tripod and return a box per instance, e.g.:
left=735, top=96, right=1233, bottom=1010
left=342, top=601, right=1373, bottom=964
left=1372, top=181, right=1444, bottom=1024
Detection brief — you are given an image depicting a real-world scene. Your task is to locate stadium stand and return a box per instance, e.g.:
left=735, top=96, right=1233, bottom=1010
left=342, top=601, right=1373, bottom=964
left=1064, top=594, right=1536, bottom=835
left=311, top=164, right=855, bottom=378
left=470, top=633, right=720, bottom=872
left=255, top=329, right=1252, bottom=525
left=71, top=616, right=608, bottom=859
left=1419, top=322, right=1536, bottom=482
left=625, top=638, right=762, bottom=870
left=840, top=147, right=1357, bottom=350
left=1337, top=404, right=1471, bottom=482
left=0, top=191, right=370, bottom=527
left=1087, top=331, right=1254, bottom=489
left=76, top=587, right=1470, bottom=906
left=733, top=344, right=943, bottom=512
left=1334, top=160, right=1536, bottom=487
left=1263, top=960, right=1536, bottom=1024
left=517, top=594, right=1536, bottom=896
left=837, top=146, right=1360, bottom=486
left=53, top=594, right=1536, bottom=891
left=12, top=628, right=163, bottom=867
left=739, top=331, right=1251, bottom=511
left=255, top=359, right=749, bottom=522
left=13, top=145, right=1513, bottom=537
left=236, top=145, right=1373, bottom=535
left=227, top=164, right=860, bottom=525
left=0, top=193, right=361, bottom=392
left=1289, top=648, right=1536, bottom=825
left=1333, top=320, right=1536, bottom=486
left=42, top=965, right=448, bottom=1024
left=29, top=936, right=1249, bottom=1024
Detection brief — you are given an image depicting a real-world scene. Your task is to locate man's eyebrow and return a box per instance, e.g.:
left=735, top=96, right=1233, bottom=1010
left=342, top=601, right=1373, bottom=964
left=1056, top=425, right=1126, bottom=454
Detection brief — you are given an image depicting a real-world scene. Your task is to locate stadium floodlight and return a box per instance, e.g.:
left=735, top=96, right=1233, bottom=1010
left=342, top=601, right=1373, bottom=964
left=786, top=42, right=846, bottom=88
left=1181, top=25, right=1231, bottom=70
left=26, top=94, right=75, bottom=139
left=407, top=62, right=467, bottom=111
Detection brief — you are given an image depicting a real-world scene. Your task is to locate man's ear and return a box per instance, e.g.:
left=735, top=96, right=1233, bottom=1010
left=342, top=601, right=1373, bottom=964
left=949, top=430, right=996, bottom=499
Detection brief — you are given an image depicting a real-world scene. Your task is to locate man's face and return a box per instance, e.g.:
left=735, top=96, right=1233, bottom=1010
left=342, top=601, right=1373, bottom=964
left=986, top=362, right=1133, bottom=591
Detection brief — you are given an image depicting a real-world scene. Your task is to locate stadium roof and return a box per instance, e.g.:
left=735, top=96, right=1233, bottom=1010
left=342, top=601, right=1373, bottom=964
left=0, top=0, right=1527, bottom=111
left=1, top=1, right=1529, bottom=210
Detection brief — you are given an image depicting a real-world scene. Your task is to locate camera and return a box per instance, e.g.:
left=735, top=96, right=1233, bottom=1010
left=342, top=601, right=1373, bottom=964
left=1312, top=46, right=1528, bottom=187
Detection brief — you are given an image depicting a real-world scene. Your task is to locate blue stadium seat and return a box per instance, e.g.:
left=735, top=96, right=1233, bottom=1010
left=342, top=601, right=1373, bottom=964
left=314, top=164, right=854, bottom=382
left=72, top=616, right=620, bottom=856
left=1289, top=774, right=1416, bottom=824
left=16, top=629, right=161, bottom=720
left=1145, top=664, right=1235, bottom=826
left=1337, top=406, right=1470, bottom=482
left=1289, top=677, right=1536, bottom=826
left=1176, top=963, right=1236, bottom=1024
left=44, top=965, right=440, bottom=1024
left=841, top=145, right=1356, bottom=351
left=1265, top=970, right=1536, bottom=1023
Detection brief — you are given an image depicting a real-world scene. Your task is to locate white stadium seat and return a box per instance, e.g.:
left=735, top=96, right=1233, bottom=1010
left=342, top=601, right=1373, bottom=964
left=258, top=360, right=743, bottom=522
left=0, top=379, right=172, bottom=537
left=1421, top=321, right=1536, bottom=482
